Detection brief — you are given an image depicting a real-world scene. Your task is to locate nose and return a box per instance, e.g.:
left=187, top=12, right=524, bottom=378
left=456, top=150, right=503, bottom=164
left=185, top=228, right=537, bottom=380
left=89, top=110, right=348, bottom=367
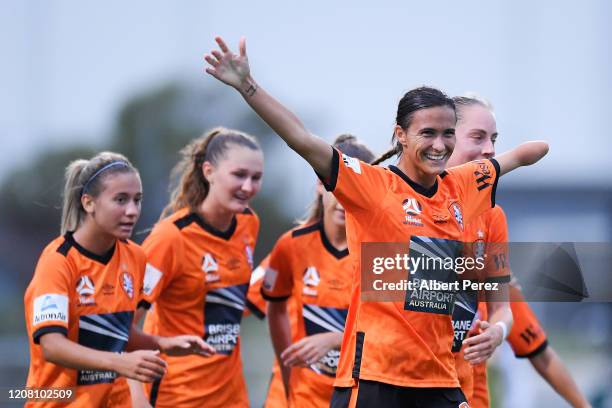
left=241, top=178, right=254, bottom=194
left=432, top=136, right=446, bottom=152
left=481, top=138, right=495, bottom=159
left=125, top=201, right=140, bottom=218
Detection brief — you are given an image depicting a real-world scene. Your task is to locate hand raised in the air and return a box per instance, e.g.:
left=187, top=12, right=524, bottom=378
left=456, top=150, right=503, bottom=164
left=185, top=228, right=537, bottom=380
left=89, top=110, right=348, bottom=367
left=204, top=36, right=251, bottom=90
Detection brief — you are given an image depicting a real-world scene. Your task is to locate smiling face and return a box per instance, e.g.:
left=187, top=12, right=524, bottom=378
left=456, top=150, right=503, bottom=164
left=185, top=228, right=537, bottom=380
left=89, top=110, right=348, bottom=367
left=81, top=171, right=142, bottom=240
left=203, top=144, right=264, bottom=214
left=447, top=104, right=497, bottom=167
left=395, top=106, right=456, bottom=185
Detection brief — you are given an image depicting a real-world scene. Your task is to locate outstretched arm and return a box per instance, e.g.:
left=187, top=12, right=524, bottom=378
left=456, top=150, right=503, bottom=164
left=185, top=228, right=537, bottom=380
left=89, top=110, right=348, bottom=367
left=530, top=347, right=592, bottom=408
left=204, top=36, right=333, bottom=179
left=495, top=141, right=549, bottom=176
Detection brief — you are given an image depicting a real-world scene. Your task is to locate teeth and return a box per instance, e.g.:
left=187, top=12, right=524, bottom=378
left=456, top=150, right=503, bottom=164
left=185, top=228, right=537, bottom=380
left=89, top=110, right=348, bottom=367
left=425, top=153, right=445, bottom=161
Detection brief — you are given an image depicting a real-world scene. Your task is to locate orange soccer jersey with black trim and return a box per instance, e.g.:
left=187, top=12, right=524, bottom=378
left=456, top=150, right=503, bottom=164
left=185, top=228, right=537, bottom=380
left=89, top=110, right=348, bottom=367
left=451, top=205, right=512, bottom=403
left=24, top=232, right=146, bottom=407
left=140, top=208, right=259, bottom=408
left=319, top=148, right=501, bottom=388
left=261, top=222, right=353, bottom=407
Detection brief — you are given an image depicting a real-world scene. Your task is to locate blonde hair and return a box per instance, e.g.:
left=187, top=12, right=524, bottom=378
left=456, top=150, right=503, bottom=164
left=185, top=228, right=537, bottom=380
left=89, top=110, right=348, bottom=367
left=161, top=126, right=261, bottom=219
left=61, top=152, right=136, bottom=235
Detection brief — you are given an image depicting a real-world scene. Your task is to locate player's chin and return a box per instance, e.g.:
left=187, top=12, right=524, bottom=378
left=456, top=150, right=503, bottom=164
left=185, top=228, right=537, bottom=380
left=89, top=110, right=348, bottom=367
left=114, top=225, right=135, bottom=240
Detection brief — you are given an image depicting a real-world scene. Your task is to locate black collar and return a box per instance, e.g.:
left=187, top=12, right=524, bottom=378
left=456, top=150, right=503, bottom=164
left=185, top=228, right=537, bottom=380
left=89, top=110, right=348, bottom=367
left=389, top=165, right=438, bottom=198
left=318, top=221, right=349, bottom=260
left=192, top=212, right=237, bottom=241
left=65, top=232, right=116, bottom=265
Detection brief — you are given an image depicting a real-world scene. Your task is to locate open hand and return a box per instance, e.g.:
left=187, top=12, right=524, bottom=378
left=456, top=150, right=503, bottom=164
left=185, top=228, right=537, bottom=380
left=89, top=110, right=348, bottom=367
left=281, top=332, right=341, bottom=368
left=204, top=36, right=251, bottom=90
left=158, top=335, right=216, bottom=357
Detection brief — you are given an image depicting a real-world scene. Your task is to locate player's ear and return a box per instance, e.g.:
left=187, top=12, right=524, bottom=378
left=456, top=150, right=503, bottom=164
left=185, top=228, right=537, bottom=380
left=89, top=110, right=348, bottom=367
left=81, top=194, right=95, bottom=215
left=394, top=125, right=409, bottom=149
left=202, top=161, right=215, bottom=184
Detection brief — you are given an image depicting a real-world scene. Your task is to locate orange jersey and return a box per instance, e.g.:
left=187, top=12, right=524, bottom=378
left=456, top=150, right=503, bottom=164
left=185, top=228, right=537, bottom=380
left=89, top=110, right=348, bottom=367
left=320, top=148, right=500, bottom=388
left=24, top=233, right=146, bottom=407
left=140, top=208, right=259, bottom=407
left=452, top=205, right=511, bottom=403
left=261, top=222, right=353, bottom=407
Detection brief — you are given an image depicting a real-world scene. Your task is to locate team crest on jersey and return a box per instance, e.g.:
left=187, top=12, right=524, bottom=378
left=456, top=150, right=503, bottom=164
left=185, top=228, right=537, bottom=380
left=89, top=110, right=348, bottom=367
left=121, top=272, right=134, bottom=299
left=402, top=197, right=423, bottom=227
left=303, top=266, right=320, bottom=297
left=459, top=403, right=470, bottom=408
left=76, top=275, right=96, bottom=306
left=449, top=202, right=464, bottom=231
left=342, top=154, right=361, bottom=174
left=202, top=253, right=220, bottom=283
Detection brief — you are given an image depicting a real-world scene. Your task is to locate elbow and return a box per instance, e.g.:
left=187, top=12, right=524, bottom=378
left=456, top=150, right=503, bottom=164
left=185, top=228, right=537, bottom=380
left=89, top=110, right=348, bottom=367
left=40, top=340, right=59, bottom=365
left=520, top=140, right=550, bottom=166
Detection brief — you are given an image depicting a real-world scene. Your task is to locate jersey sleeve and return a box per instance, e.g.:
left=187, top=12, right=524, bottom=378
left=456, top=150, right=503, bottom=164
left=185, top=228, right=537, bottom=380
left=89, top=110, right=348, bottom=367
left=140, top=223, right=183, bottom=307
left=507, top=284, right=548, bottom=358
left=483, top=206, right=512, bottom=283
left=261, top=234, right=295, bottom=301
left=27, top=251, right=72, bottom=344
left=446, top=159, right=500, bottom=225
left=317, top=147, right=389, bottom=216
left=244, top=256, right=269, bottom=319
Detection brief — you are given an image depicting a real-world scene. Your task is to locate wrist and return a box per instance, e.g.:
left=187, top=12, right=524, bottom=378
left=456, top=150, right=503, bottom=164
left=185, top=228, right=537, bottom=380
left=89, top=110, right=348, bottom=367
left=154, top=335, right=165, bottom=353
left=494, top=321, right=508, bottom=343
left=238, top=76, right=257, bottom=97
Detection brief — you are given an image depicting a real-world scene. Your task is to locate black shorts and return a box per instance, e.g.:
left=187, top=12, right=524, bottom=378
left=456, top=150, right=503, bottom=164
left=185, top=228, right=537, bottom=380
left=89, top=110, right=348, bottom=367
left=330, top=380, right=469, bottom=408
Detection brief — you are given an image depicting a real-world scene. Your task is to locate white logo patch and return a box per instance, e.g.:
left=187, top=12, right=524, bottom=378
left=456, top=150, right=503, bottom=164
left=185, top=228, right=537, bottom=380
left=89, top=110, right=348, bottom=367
left=121, top=272, right=134, bottom=299
left=250, top=265, right=265, bottom=285
left=33, top=294, right=68, bottom=326
left=143, top=263, right=163, bottom=296
left=245, top=245, right=254, bottom=269
left=202, top=253, right=220, bottom=283
left=303, top=267, right=320, bottom=296
left=342, top=154, right=361, bottom=174
left=262, top=266, right=279, bottom=291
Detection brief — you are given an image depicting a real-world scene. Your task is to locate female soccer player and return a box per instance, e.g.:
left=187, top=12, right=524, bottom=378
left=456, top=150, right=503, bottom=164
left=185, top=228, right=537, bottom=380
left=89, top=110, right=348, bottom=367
left=24, top=152, right=214, bottom=408
left=129, top=127, right=263, bottom=407
left=261, top=135, right=375, bottom=407
left=449, top=95, right=591, bottom=408
left=204, top=36, right=548, bottom=407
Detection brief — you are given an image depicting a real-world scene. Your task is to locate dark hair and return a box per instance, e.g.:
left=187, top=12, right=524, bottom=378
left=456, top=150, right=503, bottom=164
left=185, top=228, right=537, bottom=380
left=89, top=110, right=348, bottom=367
left=162, top=126, right=261, bottom=218
left=302, top=134, right=375, bottom=224
left=453, top=93, right=494, bottom=123
left=372, top=86, right=455, bottom=165
left=61, top=152, right=137, bottom=234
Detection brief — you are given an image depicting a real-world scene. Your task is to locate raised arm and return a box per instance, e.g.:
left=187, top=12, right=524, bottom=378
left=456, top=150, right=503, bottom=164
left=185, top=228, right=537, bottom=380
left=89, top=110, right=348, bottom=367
left=204, top=36, right=333, bottom=179
left=495, top=140, right=549, bottom=176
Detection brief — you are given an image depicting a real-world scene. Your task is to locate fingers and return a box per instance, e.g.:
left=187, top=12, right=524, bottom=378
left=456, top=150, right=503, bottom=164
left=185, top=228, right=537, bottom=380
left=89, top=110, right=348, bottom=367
left=204, top=54, right=219, bottom=67
left=215, top=36, right=230, bottom=53
left=211, top=50, right=223, bottom=63
left=188, top=337, right=216, bottom=356
left=239, top=36, right=247, bottom=57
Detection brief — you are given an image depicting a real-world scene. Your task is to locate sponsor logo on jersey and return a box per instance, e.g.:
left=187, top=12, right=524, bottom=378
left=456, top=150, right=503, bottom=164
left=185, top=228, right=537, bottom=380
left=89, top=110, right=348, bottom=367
left=78, top=311, right=132, bottom=385
left=342, top=154, right=362, bottom=174
left=450, top=202, right=464, bottom=231
left=202, top=253, right=220, bottom=283
left=303, top=266, right=320, bottom=296
left=143, top=263, right=163, bottom=296
left=402, top=197, right=424, bottom=227
left=245, top=245, right=254, bottom=269
left=474, top=160, right=492, bottom=191
left=121, top=272, right=134, bottom=299
left=204, top=284, right=248, bottom=355
left=262, top=266, right=278, bottom=291
left=303, top=304, right=348, bottom=376
left=102, top=283, right=115, bottom=295
left=76, top=275, right=96, bottom=306
left=33, top=294, right=68, bottom=326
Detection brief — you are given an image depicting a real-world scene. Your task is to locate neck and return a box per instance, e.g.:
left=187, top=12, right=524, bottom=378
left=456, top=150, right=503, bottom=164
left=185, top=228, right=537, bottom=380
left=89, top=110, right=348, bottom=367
left=396, top=159, right=437, bottom=188
left=199, top=198, right=235, bottom=232
left=72, top=221, right=116, bottom=255
left=322, top=215, right=347, bottom=250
